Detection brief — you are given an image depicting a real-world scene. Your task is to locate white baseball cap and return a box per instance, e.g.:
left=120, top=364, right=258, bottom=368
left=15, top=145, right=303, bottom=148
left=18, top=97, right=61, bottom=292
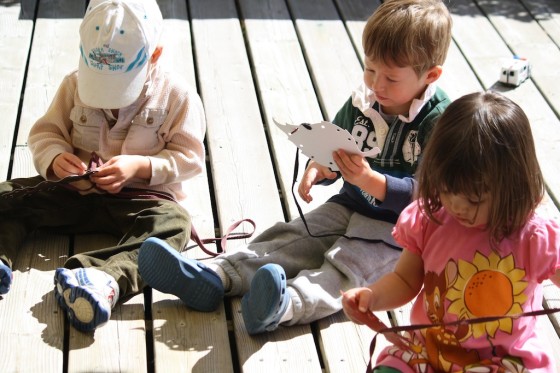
left=78, top=0, right=163, bottom=109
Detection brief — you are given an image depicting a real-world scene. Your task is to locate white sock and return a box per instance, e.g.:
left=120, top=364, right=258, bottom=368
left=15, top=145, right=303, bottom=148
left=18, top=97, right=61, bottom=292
left=208, top=263, right=231, bottom=291
left=279, top=296, right=294, bottom=324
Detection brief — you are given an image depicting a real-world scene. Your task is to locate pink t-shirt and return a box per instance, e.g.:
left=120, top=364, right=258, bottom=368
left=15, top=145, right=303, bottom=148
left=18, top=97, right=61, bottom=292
left=377, top=201, right=560, bottom=372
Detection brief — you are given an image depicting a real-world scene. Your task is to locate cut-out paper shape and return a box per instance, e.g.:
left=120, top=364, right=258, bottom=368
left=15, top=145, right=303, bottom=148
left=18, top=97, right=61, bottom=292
left=274, top=118, right=380, bottom=171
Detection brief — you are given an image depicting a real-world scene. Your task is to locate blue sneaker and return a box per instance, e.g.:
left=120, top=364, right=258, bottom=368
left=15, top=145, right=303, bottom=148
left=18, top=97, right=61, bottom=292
left=242, top=263, right=289, bottom=335
left=0, top=262, right=13, bottom=295
left=54, top=267, right=119, bottom=332
left=138, top=237, right=224, bottom=312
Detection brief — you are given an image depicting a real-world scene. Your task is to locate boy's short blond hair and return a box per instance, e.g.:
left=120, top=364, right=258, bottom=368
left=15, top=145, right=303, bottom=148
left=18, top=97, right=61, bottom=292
left=362, top=0, right=452, bottom=76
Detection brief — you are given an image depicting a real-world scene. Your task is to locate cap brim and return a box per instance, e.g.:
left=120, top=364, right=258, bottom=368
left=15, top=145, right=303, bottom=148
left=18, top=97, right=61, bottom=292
left=78, top=57, right=148, bottom=109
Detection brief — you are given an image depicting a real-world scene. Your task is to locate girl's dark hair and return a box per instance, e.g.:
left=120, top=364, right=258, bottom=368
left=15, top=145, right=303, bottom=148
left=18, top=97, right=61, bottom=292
left=416, top=91, right=544, bottom=244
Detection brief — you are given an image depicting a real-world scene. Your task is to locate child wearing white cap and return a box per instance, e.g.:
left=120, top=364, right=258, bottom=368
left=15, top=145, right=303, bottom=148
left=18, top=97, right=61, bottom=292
left=0, top=0, right=206, bottom=332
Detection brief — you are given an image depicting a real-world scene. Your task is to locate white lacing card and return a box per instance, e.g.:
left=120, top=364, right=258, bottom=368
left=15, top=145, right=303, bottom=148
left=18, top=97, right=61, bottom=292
left=274, top=119, right=380, bottom=171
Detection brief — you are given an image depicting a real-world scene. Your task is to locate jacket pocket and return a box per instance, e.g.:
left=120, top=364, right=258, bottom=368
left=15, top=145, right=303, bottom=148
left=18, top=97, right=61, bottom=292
left=69, top=106, right=105, bottom=151
left=125, top=109, right=167, bottom=153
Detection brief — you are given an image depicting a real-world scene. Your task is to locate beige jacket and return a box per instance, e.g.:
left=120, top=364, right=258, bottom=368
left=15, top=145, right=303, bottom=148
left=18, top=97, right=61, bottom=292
left=28, top=66, right=206, bottom=201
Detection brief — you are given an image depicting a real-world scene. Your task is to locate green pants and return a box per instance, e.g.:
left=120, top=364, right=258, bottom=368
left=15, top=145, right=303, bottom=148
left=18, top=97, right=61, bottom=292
left=373, top=366, right=401, bottom=373
left=0, top=175, right=191, bottom=298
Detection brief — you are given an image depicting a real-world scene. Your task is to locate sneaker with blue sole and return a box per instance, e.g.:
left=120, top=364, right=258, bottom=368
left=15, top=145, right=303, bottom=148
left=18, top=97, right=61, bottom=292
left=138, top=237, right=224, bottom=312
left=0, top=262, right=13, bottom=295
left=54, top=267, right=119, bottom=332
left=242, top=263, right=290, bottom=335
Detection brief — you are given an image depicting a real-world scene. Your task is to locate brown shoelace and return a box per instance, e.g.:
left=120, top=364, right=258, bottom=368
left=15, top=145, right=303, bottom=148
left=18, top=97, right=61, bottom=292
left=1, top=152, right=102, bottom=199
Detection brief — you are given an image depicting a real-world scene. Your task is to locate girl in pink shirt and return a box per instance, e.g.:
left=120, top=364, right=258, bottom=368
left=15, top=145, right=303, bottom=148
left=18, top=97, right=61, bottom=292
left=342, top=91, right=560, bottom=372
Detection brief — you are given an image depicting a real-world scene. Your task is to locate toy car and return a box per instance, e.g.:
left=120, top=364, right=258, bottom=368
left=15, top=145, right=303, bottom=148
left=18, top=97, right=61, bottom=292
left=500, top=56, right=531, bottom=86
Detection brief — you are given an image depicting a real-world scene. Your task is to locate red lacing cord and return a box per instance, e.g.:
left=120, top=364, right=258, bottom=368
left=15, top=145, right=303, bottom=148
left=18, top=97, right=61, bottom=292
left=187, top=218, right=256, bottom=258
left=346, top=299, right=560, bottom=373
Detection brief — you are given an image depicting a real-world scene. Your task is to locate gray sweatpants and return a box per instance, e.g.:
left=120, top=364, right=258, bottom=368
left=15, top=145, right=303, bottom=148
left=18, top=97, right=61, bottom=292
left=214, top=202, right=401, bottom=324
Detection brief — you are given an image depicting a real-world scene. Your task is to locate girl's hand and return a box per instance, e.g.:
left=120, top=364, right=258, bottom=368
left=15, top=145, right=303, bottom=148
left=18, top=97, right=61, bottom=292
left=51, top=152, right=87, bottom=179
left=342, top=288, right=409, bottom=349
left=298, top=161, right=337, bottom=203
left=333, top=149, right=373, bottom=189
left=341, top=287, right=375, bottom=323
left=90, top=155, right=150, bottom=194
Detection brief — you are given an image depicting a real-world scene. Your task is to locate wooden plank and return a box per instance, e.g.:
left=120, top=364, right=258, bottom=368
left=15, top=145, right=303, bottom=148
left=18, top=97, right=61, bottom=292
left=437, top=42, right=484, bottom=100
left=238, top=0, right=339, bottom=219
left=16, top=0, right=84, bottom=147
left=541, top=310, right=560, bottom=366
left=318, top=311, right=391, bottom=373
left=0, top=1, right=34, bottom=180
left=189, top=0, right=284, bottom=239
left=157, top=0, right=197, bottom=88
left=476, top=0, right=560, bottom=117
left=543, top=279, right=560, bottom=334
left=287, top=0, right=363, bottom=120
left=333, top=0, right=380, bottom=63
left=157, top=5, right=217, bottom=253
left=0, top=231, right=67, bottom=373
left=6, top=1, right=90, bottom=371
left=520, top=0, right=560, bottom=48
left=15, top=2, right=90, bottom=371
left=151, top=293, right=233, bottom=373
left=150, top=1, right=234, bottom=371
left=231, top=297, right=321, bottom=372
left=189, top=0, right=324, bottom=370
left=1, top=1, right=84, bottom=372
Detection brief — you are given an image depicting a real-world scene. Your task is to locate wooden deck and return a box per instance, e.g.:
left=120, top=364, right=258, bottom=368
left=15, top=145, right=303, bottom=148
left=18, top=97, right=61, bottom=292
left=1, top=0, right=560, bottom=372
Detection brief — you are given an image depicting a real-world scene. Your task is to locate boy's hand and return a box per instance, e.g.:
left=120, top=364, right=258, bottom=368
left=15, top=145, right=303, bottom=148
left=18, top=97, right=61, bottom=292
left=298, top=160, right=337, bottom=203
left=51, top=152, right=88, bottom=179
left=90, top=155, right=151, bottom=194
left=334, top=149, right=387, bottom=201
left=334, top=149, right=372, bottom=189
